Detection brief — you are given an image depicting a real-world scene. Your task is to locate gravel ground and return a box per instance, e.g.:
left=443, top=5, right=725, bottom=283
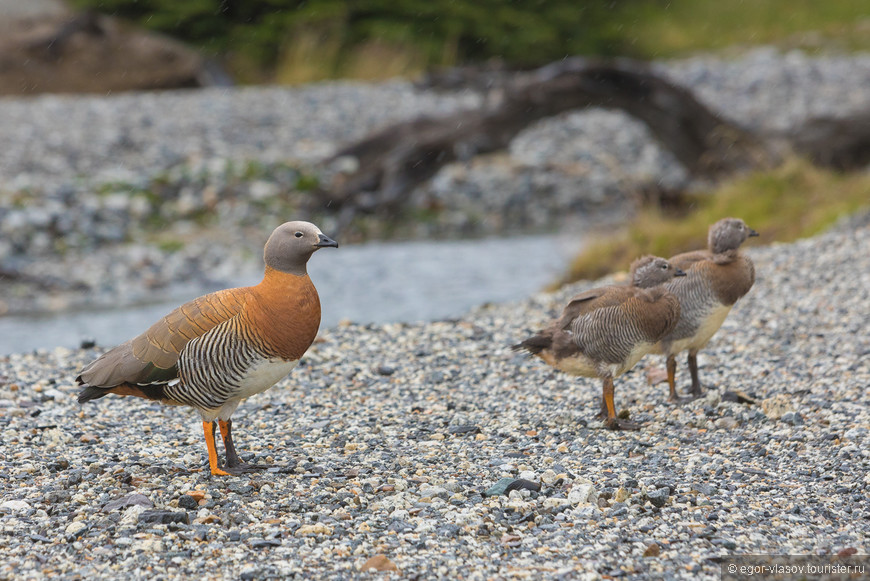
left=1, top=214, right=867, bottom=579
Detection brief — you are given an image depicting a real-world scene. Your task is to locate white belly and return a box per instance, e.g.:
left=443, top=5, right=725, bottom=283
left=544, top=342, right=654, bottom=378
left=236, top=357, right=299, bottom=400
left=618, top=342, right=655, bottom=376
left=658, top=303, right=733, bottom=356
left=548, top=353, right=598, bottom=377
left=686, top=304, right=732, bottom=352
left=200, top=357, right=299, bottom=422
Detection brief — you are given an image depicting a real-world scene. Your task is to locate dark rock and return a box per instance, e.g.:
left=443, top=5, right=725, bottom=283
left=654, top=481, right=676, bottom=495
left=376, top=365, right=396, bottom=376
left=45, top=490, right=71, bottom=504
left=177, top=495, right=199, bottom=510
left=65, top=470, right=83, bottom=486
left=712, top=537, right=737, bottom=550
left=388, top=520, right=414, bottom=533
left=436, top=524, right=461, bottom=538
left=692, top=483, right=718, bottom=496
left=47, top=460, right=69, bottom=473
left=448, top=424, right=481, bottom=435
left=781, top=411, right=804, bottom=425
left=249, top=538, right=281, bottom=549
left=608, top=505, right=629, bottom=518
left=646, top=488, right=670, bottom=508
left=138, top=510, right=190, bottom=525
left=483, top=478, right=541, bottom=497
left=229, top=484, right=254, bottom=494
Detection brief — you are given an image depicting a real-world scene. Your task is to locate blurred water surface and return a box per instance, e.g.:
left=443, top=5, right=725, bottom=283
left=0, top=234, right=580, bottom=355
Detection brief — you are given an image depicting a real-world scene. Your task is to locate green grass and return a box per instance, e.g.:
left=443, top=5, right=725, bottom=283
left=268, top=0, right=870, bottom=82
left=617, top=0, right=870, bottom=57
left=554, top=158, right=870, bottom=288
left=156, top=239, right=186, bottom=253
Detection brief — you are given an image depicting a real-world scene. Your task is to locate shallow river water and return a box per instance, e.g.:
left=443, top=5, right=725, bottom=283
left=0, top=234, right=581, bottom=355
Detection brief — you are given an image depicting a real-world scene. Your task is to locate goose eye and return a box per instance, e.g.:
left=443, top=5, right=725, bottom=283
left=295, top=231, right=303, bottom=238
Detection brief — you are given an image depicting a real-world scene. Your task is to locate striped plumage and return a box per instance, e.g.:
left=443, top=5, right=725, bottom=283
left=77, top=221, right=337, bottom=476
left=654, top=217, right=758, bottom=401
left=514, top=256, right=685, bottom=430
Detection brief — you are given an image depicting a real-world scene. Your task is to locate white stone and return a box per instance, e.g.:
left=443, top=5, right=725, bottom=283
left=65, top=521, right=87, bottom=537
left=568, top=482, right=595, bottom=505
left=120, top=504, right=145, bottom=526
left=1, top=500, right=30, bottom=512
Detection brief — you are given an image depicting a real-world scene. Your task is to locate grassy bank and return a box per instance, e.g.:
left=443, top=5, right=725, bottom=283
left=555, top=158, right=870, bottom=288
left=618, top=0, right=870, bottom=58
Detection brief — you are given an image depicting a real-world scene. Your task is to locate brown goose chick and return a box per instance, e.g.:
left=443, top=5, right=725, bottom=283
left=76, top=221, right=338, bottom=476
left=656, top=217, right=758, bottom=402
left=513, top=256, right=685, bottom=430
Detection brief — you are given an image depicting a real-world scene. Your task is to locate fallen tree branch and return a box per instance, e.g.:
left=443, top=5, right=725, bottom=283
left=321, top=57, right=779, bottom=221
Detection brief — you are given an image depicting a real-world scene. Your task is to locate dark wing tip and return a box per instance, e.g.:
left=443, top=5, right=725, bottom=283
left=77, top=386, right=109, bottom=404
left=512, top=335, right=550, bottom=356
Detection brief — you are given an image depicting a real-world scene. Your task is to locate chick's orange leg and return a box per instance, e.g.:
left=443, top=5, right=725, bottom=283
left=203, top=420, right=230, bottom=476
left=602, top=376, right=640, bottom=431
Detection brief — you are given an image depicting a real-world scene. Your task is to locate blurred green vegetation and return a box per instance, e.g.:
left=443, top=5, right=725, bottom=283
left=70, top=0, right=870, bottom=83
left=555, top=158, right=870, bottom=287
left=617, top=0, right=870, bottom=57
left=70, top=0, right=632, bottom=83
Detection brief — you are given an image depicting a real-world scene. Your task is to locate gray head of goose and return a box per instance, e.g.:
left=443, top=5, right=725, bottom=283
left=709, top=218, right=759, bottom=254
left=630, top=255, right=686, bottom=288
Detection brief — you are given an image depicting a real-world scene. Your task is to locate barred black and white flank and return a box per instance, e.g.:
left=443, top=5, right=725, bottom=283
left=514, top=256, right=685, bottom=431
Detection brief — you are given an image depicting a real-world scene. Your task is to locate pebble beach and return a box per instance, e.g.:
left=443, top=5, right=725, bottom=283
left=0, top=211, right=867, bottom=579
left=1, top=45, right=870, bottom=578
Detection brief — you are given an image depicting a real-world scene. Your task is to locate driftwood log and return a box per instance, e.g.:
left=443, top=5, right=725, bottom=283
left=789, top=112, right=870, bottom=171
left=321, top=56, right=869, bottom=222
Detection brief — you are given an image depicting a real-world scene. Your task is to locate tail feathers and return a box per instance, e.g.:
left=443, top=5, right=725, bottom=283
left=77, top=385, right=111, bottom=404
left=512, top=334, right=552, bottom=356
left=77, top=382, right=168, bottom=404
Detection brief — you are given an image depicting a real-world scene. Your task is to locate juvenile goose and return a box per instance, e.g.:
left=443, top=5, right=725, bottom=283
left=656, top=217, right=758, bottom=401
left=513, top=256, right=685, bottom=430
left=76, top=221, right=337, bottom=476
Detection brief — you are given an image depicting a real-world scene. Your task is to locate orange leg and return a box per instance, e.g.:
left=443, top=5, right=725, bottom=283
left=601, top=376, right=640, bottom=431
left=666, top=355, right=678, bottom=401
left=203, top=421, right=230, bottom=476
left=602, top=376, right=617, bottom=420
